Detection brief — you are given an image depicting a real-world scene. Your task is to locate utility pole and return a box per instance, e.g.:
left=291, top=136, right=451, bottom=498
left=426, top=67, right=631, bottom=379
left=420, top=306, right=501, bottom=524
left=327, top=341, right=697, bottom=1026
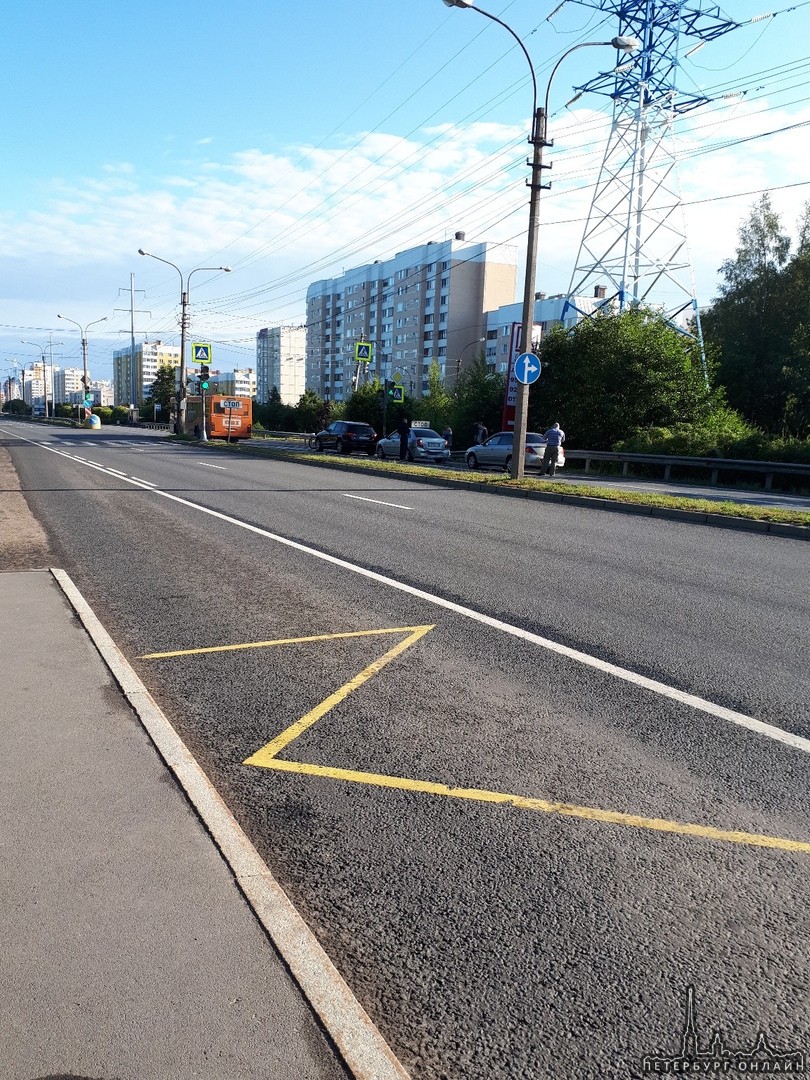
left=114, top=279, right=149, bottom=413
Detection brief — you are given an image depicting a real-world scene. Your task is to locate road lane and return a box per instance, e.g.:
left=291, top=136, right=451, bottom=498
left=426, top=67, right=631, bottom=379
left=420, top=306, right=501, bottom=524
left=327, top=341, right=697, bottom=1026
left=5, top=424, right=809, bottom=1080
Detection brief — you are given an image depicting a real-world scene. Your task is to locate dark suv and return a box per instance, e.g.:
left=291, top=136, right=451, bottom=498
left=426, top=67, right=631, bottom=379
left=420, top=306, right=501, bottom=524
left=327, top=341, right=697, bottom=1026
left=314, top=420, right=378, bottom=456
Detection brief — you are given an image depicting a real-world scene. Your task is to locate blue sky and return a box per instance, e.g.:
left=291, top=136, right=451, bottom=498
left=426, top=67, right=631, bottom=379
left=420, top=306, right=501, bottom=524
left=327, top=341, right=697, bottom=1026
left=3, top=0, right=809, bottom=386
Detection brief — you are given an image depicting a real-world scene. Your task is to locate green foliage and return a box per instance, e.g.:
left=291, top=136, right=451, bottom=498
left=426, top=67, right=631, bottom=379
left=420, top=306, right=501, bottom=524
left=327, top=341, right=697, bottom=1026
left=452, top=354, right=506, bottom=444
left=701, top=195, right=810, bottom=437
left=2, top=399, right=31, bottom=416
left=94, top=407, right=114, bottom=425
left=145, top=364, right=177, bottom=417
left=532, top=309, right=715, bottom=449
left=616, top=411, right=810, bottom=464
left=417, top=360, right=453, bottom=431
left=254, top=386, right=298, bottom=432
left=291, top=388, right=330, bottom=433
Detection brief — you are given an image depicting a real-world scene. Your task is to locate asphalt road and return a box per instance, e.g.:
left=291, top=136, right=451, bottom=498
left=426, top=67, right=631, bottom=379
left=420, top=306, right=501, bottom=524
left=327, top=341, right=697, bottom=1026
left=5, top=422, right=809, bottom=1080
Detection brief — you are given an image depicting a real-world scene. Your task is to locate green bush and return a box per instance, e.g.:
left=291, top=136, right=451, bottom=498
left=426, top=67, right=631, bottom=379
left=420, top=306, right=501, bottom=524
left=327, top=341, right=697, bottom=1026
left=615, top=409, right=810, bottom=462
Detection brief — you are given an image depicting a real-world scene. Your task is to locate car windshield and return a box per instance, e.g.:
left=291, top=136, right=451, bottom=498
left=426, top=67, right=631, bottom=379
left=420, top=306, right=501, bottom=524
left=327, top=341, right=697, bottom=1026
left=345, top=423, right=372, bottom=434
left=526, top=433, right=546, bottom=444
left=414, top=430, right=441, bottom=439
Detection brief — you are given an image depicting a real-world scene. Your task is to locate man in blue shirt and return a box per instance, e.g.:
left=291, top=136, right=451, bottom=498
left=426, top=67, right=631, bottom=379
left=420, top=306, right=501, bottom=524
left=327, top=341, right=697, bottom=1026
left=542, top=422, right=565, bottom=477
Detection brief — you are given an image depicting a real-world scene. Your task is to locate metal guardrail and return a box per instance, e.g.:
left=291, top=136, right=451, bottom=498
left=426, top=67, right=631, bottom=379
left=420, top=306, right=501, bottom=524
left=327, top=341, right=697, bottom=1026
left=565, top=450, right=810, bottom=490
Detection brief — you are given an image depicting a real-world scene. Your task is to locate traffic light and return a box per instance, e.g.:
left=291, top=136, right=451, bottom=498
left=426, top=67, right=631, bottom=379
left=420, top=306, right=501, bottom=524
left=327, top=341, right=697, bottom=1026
left=200, top=364, right=210, bottom=390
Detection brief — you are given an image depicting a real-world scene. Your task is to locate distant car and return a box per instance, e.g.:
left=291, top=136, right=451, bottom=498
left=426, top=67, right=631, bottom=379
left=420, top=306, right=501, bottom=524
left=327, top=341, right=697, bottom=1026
left=465, top=431, right=565, bottom=472
left=313, top=420, right=378, bottom=456
left=375, top=427, right=450, bottom=464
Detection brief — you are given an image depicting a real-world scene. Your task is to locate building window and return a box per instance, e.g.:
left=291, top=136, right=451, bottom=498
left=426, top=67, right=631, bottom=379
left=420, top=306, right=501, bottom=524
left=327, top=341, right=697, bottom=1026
left=424, top=314, right=434, bottom=324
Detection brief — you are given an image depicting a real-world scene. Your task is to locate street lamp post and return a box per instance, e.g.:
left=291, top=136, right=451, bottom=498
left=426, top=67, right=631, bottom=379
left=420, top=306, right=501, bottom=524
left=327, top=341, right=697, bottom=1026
left=57, top=314, right=108, bottom=422
left=21, top=338, right=62, bottom=418
left=137, top=250, right=232, bottom=435
left=442, top=0, right=638, bottom=478
left=455, top=336, right=486, bottom=384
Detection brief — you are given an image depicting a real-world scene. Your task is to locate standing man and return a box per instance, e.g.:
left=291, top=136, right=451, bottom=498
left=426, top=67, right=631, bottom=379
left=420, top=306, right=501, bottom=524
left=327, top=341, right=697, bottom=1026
left=472, top=420, right=488, bottom=445
left=442, top=425, right=453, bottom=450
left=398, top=415, right=411, bottom=461
left=542, top=422, right=565, bottom=477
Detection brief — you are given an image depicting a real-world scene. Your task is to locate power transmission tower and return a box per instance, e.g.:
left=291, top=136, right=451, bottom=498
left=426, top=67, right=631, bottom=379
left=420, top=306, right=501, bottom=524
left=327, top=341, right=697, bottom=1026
left=561, top=0, right=740, bottom=379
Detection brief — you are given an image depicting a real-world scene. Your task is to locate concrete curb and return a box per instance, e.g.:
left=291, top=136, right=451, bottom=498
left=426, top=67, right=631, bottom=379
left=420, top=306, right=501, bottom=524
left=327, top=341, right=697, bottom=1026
left=50, top=567, right=411, bottom=1080
left=230, top=441, right=810, bottom=542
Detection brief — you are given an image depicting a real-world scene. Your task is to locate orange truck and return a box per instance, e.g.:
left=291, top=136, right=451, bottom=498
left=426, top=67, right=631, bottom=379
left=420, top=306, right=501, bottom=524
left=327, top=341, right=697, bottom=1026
left=185, top=395, right=252, bottom=441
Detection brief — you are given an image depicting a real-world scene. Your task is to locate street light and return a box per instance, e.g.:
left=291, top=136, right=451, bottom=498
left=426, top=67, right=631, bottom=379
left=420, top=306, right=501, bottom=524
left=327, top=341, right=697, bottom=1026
left=442, top=0, right=639, bottom=478
left=137, top=250, right=232, bottom=434
left=57, top=314, right=108, bottom=422
left=21, top=338, right=62, bottom=418
left=455, top=336, right=486, bottom=383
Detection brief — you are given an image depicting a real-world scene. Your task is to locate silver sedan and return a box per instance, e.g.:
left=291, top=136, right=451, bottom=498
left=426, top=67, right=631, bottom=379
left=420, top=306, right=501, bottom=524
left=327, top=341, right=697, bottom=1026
left=465, top=431, right=565, bottom=472
left=375, top=428, right=451, bottom=464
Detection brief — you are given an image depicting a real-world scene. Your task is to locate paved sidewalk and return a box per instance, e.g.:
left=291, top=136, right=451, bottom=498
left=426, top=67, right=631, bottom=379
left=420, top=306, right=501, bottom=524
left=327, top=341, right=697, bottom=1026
left=0, top=569, right=352, bottom=1080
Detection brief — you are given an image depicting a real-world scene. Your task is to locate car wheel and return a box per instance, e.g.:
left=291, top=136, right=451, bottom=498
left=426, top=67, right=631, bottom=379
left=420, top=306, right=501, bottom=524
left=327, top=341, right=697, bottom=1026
left=466, top=452, right=479, bottom=469
left=504, top=455, right=512, bottom=472
left=315, top=438, right=324, bottom=452
left=336, top=438, right=344, bottom=454
left=376, top=446, right=386, bottom=460
left=407, top=450, right=414, bottom=462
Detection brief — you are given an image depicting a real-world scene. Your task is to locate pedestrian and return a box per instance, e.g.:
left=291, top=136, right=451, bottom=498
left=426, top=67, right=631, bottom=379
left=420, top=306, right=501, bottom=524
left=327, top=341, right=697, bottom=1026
left=442, top=425, right=453, bottom=450
left=398, top=415, right=411, bottom=461
left=472, top=420, right=488, bottom=445
left=542, top=422, right=565, bottom=477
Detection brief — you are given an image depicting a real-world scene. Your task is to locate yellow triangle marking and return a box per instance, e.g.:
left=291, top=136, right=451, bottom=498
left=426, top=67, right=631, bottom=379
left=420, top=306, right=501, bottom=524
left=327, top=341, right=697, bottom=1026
left=139, top=624, right=433, bottom=660
left=244, top=624, right=433, bottom=765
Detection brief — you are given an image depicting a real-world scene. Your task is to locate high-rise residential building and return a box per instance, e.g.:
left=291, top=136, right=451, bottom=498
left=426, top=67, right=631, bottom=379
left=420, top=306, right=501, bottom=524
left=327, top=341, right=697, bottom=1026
left=21, top=363, right=52, bottom=416
left=484, top=291, right=602, bottom=375
left=215, top=369, right=257, bottom=399
left=306, top=234, right=518, bottom=401
left=256, top=327, right=307, bottom=405
left=54, top=368, right=84, bottom=405
left=112, top=340, right=181, bottom=406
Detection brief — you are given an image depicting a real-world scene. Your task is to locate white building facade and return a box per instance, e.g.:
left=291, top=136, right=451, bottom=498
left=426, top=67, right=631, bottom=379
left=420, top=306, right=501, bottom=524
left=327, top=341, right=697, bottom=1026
left=306, top=234, right=518, bottom=401
left=256, top=327, right=307, bottom=405
left=112, top=341, right=181, bottom=406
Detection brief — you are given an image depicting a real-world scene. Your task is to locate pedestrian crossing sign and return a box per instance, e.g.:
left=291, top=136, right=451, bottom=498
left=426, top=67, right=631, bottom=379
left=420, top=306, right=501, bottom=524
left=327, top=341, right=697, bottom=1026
left=391, top=385, right=404, bottom=403
left=193, top=343, right=212, bottom=363
left=354, top=341, right=372, bottom=363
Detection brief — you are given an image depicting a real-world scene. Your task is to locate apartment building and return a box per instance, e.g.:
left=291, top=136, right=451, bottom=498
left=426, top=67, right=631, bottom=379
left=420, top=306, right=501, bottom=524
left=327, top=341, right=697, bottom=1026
left=54, top=367, right=84, bottom=405
left=305, top=233, right=517, bottom=401
left=112, top=341, right=181, bottom=406
left=215, top=369, right=257, bottom=399
left=484, top=291, right=603, bottom=375
left=256, top=326, right=307, bottom=404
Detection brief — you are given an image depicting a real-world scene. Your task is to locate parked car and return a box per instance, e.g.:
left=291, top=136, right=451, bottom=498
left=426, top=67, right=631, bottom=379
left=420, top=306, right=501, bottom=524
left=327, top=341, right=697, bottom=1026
left=375, top=428, right=450, bottom=464
left=313, top=420, right=378, bottom=455
left=465, top=431, right=565, bottom=472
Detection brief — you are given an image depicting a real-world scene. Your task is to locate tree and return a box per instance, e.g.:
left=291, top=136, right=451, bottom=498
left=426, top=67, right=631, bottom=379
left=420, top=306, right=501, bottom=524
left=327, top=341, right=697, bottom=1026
left=293, top=388, right=329, bottom=434
left=452, top=353, right=505, bottom=445
left=144, top=364, right=177, bottom=419
left=701, top=195, right=809, bottom=435
left=533, top=309, right=715, bottom=449
left=417, top=360, right=453, bottom=431
left=2, top=399, right=31, bottom=416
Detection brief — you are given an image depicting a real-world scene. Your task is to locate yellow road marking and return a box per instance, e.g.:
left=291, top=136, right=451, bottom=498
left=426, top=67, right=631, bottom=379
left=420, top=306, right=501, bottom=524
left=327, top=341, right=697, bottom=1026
left=245, top=624, right=434, bottom=761
left=253, top=760, right=810, bottom=855
left=139, top=624, right=434, bottom=660
left=141, top=621, right=810, bottom=855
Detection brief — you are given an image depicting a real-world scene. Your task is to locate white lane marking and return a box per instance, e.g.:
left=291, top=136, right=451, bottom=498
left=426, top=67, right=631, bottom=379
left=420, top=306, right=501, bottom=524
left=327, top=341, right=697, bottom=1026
left=200, top=463, right=227, bottom=470
left=343, top=494, right=413, bottom=510
left=12, top=430, right=810, bottom=758
left=129, top=476, right=157, bottom=487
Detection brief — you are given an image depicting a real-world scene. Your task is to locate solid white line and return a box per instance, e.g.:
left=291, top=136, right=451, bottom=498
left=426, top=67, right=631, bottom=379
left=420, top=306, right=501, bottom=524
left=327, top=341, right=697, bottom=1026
left=14, top=430, right=810, bottom=758
left=49, top=569, right=410, bottom=1080
left=343, top=494, right=413, bottom=510
left=128, top=476, right=157, bottom=487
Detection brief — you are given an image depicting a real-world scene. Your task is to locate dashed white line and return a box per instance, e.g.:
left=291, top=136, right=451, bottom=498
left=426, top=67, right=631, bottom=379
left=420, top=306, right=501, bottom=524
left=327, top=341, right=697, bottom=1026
left=343, top=494, right=413, bottom=510
left=10, top=427, right=809, bottom=759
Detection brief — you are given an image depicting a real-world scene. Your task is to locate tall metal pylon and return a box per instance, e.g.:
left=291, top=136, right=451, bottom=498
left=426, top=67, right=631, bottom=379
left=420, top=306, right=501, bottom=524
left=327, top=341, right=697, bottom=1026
left=561, top=1, right=739, bottom=373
